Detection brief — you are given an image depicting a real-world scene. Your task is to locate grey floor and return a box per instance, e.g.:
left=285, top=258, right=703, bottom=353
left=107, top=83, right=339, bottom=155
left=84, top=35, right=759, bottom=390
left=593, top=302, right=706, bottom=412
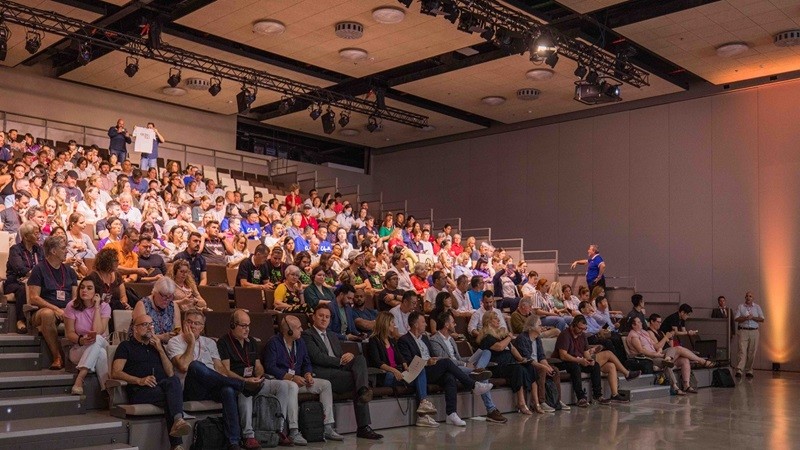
left=317, top=370, right=798, bottom=449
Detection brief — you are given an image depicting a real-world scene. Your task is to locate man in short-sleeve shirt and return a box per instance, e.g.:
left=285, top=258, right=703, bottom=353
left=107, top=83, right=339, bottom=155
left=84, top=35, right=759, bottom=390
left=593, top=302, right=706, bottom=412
left=173, top=232, right=207, bottom=286
left=552, top=315, right=604, bottom=406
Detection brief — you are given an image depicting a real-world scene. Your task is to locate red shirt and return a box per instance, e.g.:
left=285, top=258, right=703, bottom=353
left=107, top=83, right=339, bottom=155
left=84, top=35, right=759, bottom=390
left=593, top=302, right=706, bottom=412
left=451, top=243, right=464, bottom=256
left=411, top=275, right=429, bottom=295
left=300, top=215, right=318, bottom=231
left=285, top=194, right=302, bottom=211
left=388, top=238, right=405, bottom=252
left=553, top=329, right=588, bottom=359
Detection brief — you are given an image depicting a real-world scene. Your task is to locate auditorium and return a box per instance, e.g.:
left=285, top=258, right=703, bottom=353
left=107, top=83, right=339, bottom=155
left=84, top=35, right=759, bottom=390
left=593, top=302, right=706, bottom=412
left=0, top=0, right=797, bottom=448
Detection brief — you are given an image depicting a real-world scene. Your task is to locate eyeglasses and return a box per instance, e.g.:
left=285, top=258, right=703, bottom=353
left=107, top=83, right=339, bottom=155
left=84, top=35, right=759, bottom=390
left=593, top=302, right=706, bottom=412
left=135, top=322, right=154, bottom=328
left=186, top=320, right=205, bottom=326
left=234, top=323, right=250, bottom=328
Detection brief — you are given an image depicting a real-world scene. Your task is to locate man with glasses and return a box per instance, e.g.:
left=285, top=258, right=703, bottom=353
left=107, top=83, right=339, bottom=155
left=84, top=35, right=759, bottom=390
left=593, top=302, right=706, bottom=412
left=552, top=315, right=604, bottom=408
left=111, top=314, right=191, bottom=450
left=166, top=309, right=264, bottom=450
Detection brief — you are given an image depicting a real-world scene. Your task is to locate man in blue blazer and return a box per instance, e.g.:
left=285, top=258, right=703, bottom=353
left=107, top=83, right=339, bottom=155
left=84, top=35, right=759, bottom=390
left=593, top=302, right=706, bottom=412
left=397, top=311, right=493, bottom=427
left=262, top=314, right=341, bottom=444
left=327, top=284, right=363, bottom=341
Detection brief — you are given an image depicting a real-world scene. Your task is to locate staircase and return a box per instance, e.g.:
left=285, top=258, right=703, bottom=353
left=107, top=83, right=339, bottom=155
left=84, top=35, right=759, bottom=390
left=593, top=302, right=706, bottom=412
left=0, top=335, right=130, bottom=450
left=617, top=373, right=672, bottom=401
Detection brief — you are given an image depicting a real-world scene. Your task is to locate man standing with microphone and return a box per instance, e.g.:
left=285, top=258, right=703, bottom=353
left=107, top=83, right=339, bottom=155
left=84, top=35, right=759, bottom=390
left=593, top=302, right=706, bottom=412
left=108, top=118, right=132, bottom=162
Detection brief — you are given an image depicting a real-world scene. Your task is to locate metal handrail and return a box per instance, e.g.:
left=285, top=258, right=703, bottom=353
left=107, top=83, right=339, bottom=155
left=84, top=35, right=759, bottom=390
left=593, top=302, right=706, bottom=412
left=490, top=237, right=524, bottom=251
left=431, top=217, right=462, bottom=233
left=316, top=177, right=338, bottom=192
left=380, top=200, right=407, bottom=215
left=461, top=227, right=491, bottom=242
left=523, top=250, right=558, bottom=261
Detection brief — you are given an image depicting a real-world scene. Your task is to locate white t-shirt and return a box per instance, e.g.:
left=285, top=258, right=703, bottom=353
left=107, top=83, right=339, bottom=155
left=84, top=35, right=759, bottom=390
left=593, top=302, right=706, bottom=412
left=390, top=305, right=411, bottom=336
left=133, top=127, right=156, bottom=154
left=425, top=286, right=445, bottom=305
left=166, top=334, right=220, bottom=383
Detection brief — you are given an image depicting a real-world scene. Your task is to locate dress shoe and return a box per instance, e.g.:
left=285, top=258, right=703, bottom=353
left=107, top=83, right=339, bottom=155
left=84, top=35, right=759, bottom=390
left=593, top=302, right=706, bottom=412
left=356, top=425, right=383, bottom=440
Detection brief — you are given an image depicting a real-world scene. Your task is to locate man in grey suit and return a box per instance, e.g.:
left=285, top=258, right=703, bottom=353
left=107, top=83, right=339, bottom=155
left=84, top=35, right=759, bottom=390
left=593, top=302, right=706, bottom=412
left=301, top=305, right=382, bottom=440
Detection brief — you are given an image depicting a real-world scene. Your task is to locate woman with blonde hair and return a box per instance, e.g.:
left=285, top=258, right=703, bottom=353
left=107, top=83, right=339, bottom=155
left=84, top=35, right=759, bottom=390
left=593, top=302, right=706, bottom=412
left=77, top=186, right=104, bottom=227
left=227, top=233, right=250, bottom=268
left=274, top=265, right=312, bottom=313
left=533, top=278, right=571, bottom=331
left=477, top=313, right=535, bottom=414
left=169, top=259, right=208, bottom=311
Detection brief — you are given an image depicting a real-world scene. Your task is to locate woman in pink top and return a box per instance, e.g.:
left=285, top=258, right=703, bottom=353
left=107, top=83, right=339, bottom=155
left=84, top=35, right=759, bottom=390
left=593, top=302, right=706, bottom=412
left=64, top=277, right=111, bottom=395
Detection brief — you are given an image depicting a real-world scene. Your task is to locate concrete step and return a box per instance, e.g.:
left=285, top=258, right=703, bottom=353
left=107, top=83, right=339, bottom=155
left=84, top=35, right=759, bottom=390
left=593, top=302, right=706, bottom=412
left=66, top=445, right=138, bottom=450
left=0, top=318, right=7, bottom=334
left=620, top=385, right=673, bottom=401
left=0, top=352, right=42, bottom=371
left=0, top=370, right=74, bottom=398
left=0, top=394, right=85, bottom=420
left=0, top=334, right=41, bottom=353
left=0, top=412, right=128, bottom=450
left=618, top=373, right=656, bottom=389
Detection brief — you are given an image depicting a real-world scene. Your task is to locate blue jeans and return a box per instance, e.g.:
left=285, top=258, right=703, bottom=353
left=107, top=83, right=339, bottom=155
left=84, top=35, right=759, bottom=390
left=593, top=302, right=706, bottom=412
left=457, top=365, right=496, bottom=412
left=183, top=361, right=242, bottom=445
left=140, top=156, right=157, bottom=171
left=384, top=368, right=428, bottom=400
left=469, top=349, right=491, bottom=369
left=541, top=315, right=570, bottom=331
left=111, top=149, right=127, bottom=163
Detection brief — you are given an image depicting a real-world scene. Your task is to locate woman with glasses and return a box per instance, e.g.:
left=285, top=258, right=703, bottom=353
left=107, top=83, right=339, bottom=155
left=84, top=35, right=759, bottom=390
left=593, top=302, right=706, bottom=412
left=131, top=277, right=181, bottom=344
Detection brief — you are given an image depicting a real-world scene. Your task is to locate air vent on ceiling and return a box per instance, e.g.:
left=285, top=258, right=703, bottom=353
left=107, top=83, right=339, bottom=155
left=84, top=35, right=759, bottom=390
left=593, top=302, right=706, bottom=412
left=516, top=88, right=541, bottom=100
left=184, top=78, right=210, bottom=90
left=335, top=22, right=364, bottom=39
left=774, top=30, right=800, bottom=47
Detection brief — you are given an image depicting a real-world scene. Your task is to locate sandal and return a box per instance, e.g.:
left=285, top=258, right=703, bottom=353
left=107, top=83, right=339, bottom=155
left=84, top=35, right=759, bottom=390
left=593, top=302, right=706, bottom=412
left=533, top=405, right=547, bottom=414
left=672, top=387, right=686, bottom=396
left=684, top=386, right=698, bottom=394
left=517, top=405, right=533, bottom=415
left=16, top=321, right=27, bottom=334
left=702, top=360, right=718, bottom=368
left=49, top=358, right=64, bottom=371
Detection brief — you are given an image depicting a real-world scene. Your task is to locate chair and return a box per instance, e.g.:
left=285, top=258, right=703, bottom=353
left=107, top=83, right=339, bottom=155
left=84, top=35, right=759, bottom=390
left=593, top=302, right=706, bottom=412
left=234, top=287, right=265, bottom=312
left=206, top=264, right=228, bottom=286
left=204, top=311, right=232, bottom=339
left=249, top=311, right=277, bottom=344
left=198, top=285, right=231, bottom=311
left=112, top=310, right=132, bottom=345
left=126, top=282, right=154, bottom=300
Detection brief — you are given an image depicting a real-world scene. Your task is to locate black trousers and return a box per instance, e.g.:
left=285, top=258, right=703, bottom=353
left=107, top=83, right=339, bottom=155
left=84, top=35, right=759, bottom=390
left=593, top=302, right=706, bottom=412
left=315, top=354, right=371, bottom=428
left=425, top=358, right=476, bottom=415
left=557, top=361, right=602, bottom=400
left=127, top=375, right=185, bottom=446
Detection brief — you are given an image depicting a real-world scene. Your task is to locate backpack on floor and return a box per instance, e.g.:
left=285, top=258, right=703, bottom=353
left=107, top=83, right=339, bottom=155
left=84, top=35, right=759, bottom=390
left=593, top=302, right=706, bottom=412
left=254, top=394, right=283, bottom=448
left=625, top=357, right=654, bottom=374
left=544, top=378, right=561, bottom=410
left=712, top=367, right=736, bottom=388
left=298, top=401, right=325, bottom=443
left=191, top=416, right=226, bottom=450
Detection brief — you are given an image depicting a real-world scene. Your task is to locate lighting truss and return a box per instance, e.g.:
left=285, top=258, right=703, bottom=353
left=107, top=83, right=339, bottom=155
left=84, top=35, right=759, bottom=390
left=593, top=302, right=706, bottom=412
left=430, top=0, right=650, bottom=88
left=0, top=0, right=430, bottom=128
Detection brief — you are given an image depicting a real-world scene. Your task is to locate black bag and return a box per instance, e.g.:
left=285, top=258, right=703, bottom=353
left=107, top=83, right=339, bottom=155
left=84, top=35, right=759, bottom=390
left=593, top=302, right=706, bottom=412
left=298, top=401, right=325, bottom=443
left=624, top=357, right=654, bottom=374
left=712, top=368, right=736, bottom=388
left=544, top=378, right=560, bottom=410
left=254, top=394, right=283, bottom=448
left=191, top=416, right=226, bottom=450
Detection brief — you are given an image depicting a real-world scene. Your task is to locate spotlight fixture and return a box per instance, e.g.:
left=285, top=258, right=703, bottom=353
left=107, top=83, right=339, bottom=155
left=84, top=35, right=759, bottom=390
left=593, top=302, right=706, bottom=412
left=397, top=0, right=413, bottom=8
left=0, top=22, right=8, bottom=61
left=532, top=31, right=557, bottom=59
left=278, top=96, right=295, bottom=114
left=236, top=85, right=256, bottom=113
left=77, top=42, right=92, bottom=65
left=420, top=0, right=441, bottom=16
left=366, top=116, right=380, bottom=133
left=208, top=77, right=222, bottom=96
left=338, top=111, right=350, bottom=128
left=124, top=56, right=139, bottom=78
left=167, top=67, right=182, bottom=88
left=574, top=79, right=621, bottom=105
left=599, top=80, right=620, bottom=97
left=586, top=70, right=599, bottom=84
left=545, top=52, right=559, bottom=68
left=321, top=108, right=336, bottom=134
left=309, top=103, right=322, bottom=120
left=497, top=29, right=526, bottom=55
left=442, top=1, right=459, bottom=24
left=24, top=30, right=41, bottom=54
left=480, top=26, right=495, bottom=41
left=574, top=65, right=588, bottom=79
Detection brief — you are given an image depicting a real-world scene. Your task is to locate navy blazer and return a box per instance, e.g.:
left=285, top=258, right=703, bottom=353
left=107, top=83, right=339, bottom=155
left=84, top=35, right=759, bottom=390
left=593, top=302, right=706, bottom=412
left=327, top=302, right=358, bottom=340
left=397, top=332, right=433, bottom=364
left=262, top=334, right=313, bottom=379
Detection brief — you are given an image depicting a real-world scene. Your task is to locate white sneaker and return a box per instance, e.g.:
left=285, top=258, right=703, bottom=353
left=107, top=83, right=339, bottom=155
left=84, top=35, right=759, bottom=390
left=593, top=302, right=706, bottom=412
left=416, top=399, right=437, bottom=415
left=558, top=401, right=571, bottom=411
left=416, top=414, right=440, bottom=428
left=539, top=402, right=556, bottom=413
left=473, top=382, right=493, bottom=396
left=289, top=429, right=307, bottom=446
left=446, top=412, right=466, bottom=427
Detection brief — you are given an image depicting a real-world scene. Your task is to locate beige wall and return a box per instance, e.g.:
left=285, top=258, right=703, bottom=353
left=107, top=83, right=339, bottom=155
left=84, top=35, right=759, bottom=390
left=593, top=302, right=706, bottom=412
left=373, top=79, right=800, bottom=372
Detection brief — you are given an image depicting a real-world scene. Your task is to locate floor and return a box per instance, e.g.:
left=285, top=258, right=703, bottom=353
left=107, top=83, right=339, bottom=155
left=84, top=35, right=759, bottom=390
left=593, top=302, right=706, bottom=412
left=316, top=370, right=799, bottom=449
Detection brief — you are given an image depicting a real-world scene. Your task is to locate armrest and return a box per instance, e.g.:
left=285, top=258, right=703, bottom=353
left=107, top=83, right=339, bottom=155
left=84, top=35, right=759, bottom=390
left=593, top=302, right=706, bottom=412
left=367, top=367, right=386, bottom=376
left=106, top=379, right=128, bottom=388
left=546, top=358, right=563, bottom=365
left=106, top=378, right=129, bottom=409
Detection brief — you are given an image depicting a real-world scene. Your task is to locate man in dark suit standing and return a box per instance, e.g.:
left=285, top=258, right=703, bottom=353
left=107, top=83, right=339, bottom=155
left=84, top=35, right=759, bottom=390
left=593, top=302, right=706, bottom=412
left=301, top=305, right=382, bottom=440
left=712, top=296, right=735, bottom=335
left=397, top=311, right=493, bottom=427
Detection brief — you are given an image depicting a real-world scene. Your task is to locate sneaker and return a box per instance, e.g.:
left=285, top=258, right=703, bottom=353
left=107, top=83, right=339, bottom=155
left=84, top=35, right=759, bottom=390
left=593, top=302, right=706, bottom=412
left=416, top=399, right=437, bottom=415
left=735, top=371, right=742, bottom=378
left=169, top=418, right=192, bottom=437
left=558, top=401, right=571, bottom=411
left=539, top=402, right=556, bottom=413
left=472, top=381, right=493, bottom=396
left=242, top=437, right=261, bottom=450
left=576, top=398, right=589, bottom=408
left=594, top=396, right=611, bottom=405
left=485, top=409, right=508, bottom=423
left=323, top=425, right=344, bottom=441
left=289, top=429, right=307, bottom=446
left=745, top=373, right=754, bottom=379
left=446, top=412, right=466, bottom=427
left=469, top=370, right=492, bottom=382
left=625, top=370, right=641, bottom=381
left=610, top=394, right=629, bottom=403
left=277, top=431, right=293, bottom=447
left=416, top=414, right=440, bottom=428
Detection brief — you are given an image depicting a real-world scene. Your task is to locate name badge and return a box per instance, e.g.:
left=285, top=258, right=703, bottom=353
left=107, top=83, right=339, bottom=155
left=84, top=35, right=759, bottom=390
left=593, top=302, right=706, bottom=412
left=287, top=369, right=295, bottom=376
left=56, top=290, right=66, bottom=302
left=243, top=366, right=254, bottom=377
left=253, top=270, right=261, bottom=282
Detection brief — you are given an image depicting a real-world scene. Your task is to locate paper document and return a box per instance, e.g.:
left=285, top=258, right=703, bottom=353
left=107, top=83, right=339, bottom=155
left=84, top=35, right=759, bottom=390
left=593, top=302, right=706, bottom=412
left=402, top=356, right=428, bottom=383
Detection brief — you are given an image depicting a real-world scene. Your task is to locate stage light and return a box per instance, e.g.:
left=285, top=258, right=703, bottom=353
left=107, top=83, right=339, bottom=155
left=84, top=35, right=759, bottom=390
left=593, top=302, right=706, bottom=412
left=601, top=80, right=621, bottom=98
left=574, top=65, right=588, bottom=79
left=338, top=111, right=350, bottom=128
left=309, top=104, right=322, bottom=120
left=124, top=56, right=139, bottom=77
left=532, top=31, right=557, bottom=59
left=545, top=52, right=559, bottom=68
left=442, top=1, right=459, bottom=24
left=208, top=77, right=222, bottom=96
left=167, top=67, right=182, bottom=88
left=77, top=42, right=92, bottom=65
left=586, top=70, right=599, bottom=84
left=420, top=0, right=441, bottom=16
left=278, top=96, right=295, bottom=114
left=480, top=26, right=495, bottom=41
left=0, top=22, right=10, bottom=61
left=321, top=108, right=336, bottom=134
left=236, top=85, right=256, bottom=113
left=366, top=116, right=379, bottom=133
left=24, top=30, right=41, bottom=54
left=397, top=0, right=413, bottom=7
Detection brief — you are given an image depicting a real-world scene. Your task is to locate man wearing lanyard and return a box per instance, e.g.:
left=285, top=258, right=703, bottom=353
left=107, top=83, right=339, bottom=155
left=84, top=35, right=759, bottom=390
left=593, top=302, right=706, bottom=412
left=217, top=309, right=293, bottom=449
left=263, top=315, right=340, bottom=444
left=734, top=291, right=765, bottom=379
left=166, top=310, right=264, bottom=450
left=28, top=235, right=78, bottom=370
left=6, top=221, right=44, bottom=334
left=570, top=244, right=606, bottom=292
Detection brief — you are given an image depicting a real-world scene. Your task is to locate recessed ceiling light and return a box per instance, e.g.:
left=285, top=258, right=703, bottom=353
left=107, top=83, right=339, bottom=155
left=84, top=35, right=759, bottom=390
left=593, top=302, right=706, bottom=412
left=162, top=87, right=187, bottom=96
left=372, top=7, right=405, bottom=24
left=339, top=48, right=369, bottom=61
left=716, top=42, right=749, bottom=57
left=525, top=68, right=555, bottom=80
left=253, top=20, right=286, bottom=35
left=481, top=96, right=506, bottom=106
left=340, top=128, right=360, bottom=136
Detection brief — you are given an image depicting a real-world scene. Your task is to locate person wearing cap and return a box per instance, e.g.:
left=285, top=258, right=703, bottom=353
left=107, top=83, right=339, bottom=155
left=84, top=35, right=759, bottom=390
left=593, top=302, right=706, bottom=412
left=299, top=204, right=318, bottom=231
left=63, top=170, right=84, bottom=203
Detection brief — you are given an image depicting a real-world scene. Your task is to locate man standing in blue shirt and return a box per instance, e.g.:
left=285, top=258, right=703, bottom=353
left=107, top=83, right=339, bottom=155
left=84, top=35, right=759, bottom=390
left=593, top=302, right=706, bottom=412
left=108, top=118, right=132, bottom=162
left=734, top=291, right=765, bottom=379
left=571, top=244, right=606, bottom=291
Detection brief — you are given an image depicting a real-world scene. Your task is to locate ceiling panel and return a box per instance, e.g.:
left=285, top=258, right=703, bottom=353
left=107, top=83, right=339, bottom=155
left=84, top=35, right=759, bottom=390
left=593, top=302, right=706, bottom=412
left=263, top=98, right=484, bottom=148
left=394, top=52, right=683, bottom=124
left=616, top=0, right=800, bottom=85
left=0, top=1, right=101, bottom=68
left=557, top=0, right=628, bottom=14
left=59, top=34, right=336, bottom=114
left=175, top=0, right=485, bottom=78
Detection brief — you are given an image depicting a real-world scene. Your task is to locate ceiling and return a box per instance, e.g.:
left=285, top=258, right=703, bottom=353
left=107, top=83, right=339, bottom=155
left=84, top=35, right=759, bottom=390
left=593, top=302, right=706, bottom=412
left=4, top=0, right=800, bottom=161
